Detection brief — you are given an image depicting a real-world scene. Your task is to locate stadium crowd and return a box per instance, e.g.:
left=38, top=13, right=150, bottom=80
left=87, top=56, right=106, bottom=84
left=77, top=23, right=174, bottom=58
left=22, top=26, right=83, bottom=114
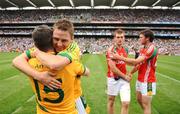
left=0, top=29, right=179, bottom=36
left=0, top=9, right=179, bottom=55
left=0, top=9, right=179, bottom=23
left=0, top=37, right=180, bottom=55
left=0, top=37, right=33, bottom=52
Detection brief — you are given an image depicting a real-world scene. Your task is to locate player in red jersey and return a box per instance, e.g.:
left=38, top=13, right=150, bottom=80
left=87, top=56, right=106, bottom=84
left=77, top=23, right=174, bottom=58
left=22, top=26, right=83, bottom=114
left=111, top=29, right=158, bottom=114
left=106, top=29, right=131, bottom=114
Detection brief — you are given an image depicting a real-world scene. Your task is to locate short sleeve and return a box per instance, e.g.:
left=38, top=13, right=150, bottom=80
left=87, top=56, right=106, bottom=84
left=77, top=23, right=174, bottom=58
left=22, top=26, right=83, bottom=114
left=144, top=45, right=158, bottom=60
left=57, top=42, right=80, bottom=62
left=75, top=62, right=86, bottom=76
left=25, top=47, right=36, bottom=59
left=57, top=51, right=72, bottom=63
left=106, top=46, right=113, bottom=61
left=25, top=49, right=31, bottom=59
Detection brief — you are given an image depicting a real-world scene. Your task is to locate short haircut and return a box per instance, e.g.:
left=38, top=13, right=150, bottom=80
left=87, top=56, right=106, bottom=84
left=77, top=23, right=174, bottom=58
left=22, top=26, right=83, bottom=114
left=114, top=28, right=125, bottom=35
left=32, top=25, right=53, bottom=52
left=140, top=29, right=155, bottom=42
left=53, top=19, right=74, bottom=39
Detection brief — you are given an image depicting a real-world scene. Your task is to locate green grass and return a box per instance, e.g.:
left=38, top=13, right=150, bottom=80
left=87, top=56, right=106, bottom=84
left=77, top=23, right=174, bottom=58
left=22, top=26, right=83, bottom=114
left=0, top=53, right=180, bottom=114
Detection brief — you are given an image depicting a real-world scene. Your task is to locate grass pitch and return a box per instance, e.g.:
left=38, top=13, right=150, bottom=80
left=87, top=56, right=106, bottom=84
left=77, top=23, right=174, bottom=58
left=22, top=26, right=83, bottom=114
left=0, top=52, right=180, bottom=114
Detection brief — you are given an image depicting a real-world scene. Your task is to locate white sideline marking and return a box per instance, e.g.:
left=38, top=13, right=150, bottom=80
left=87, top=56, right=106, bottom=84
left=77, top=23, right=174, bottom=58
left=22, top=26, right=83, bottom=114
left=11, top=95, right=35, bottom=114
left=2, top=74, right=20, bottom=81
left=156, top=72, right=180, bottom=84
left=0, top=59, right=12, bottom=64
left=158, top=60, right=180, bottom=65
left=1, top=73, right=24, bottom=81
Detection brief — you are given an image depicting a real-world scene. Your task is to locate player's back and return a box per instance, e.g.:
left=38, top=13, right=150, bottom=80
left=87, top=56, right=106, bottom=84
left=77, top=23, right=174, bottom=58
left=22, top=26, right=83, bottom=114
left=28, top=58, right=84, bottom=114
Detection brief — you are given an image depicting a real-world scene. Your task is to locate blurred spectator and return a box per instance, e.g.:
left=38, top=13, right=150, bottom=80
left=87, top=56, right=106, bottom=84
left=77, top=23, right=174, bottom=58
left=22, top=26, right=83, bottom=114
left=0, top=37, right=180, bottom=55
left=0, top=37, right=33, bottom=52
left=0, top=9, right=179, bottom=23
left=0, top=29, right=179, bottom=36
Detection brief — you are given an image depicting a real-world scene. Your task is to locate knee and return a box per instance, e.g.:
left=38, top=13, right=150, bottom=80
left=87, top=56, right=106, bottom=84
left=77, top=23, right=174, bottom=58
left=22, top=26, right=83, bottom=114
left=108, top=97, right=115, bottom=107
left=121, top=102, right=129, bottom=109
left=136, top=96, right=141, bottom=104
left=142, top=102, right=150, bottom=109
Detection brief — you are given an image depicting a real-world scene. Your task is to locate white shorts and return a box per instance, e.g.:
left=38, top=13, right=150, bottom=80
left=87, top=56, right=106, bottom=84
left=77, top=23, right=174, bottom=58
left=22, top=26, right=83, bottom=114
left=107, top=77, right=131, bottom=102
left=75, top=96, right=87, bottom=114
left=136, top=80, right=156, bottom=96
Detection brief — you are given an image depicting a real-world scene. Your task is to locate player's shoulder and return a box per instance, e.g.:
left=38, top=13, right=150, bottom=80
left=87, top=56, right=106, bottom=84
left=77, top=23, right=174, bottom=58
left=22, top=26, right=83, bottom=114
left=29, top=47, right=36, bottom=51
left=26, top=47, right=36, bottom=54
left=106, top=46, right=114, bottom=59
left=148, top=43, right=156, bottom=49
left=139, top=45, right=145, bottom=52
left=147, top=43, right=157, bottom=53
left=107, top=46, right=114, bottom=53
left=123, top=47, right=129, bottom=54
left=66, top=41, right=79, bottom=52
left=57, top=41, right=79, bottom=56
left=25, top=47, right=35, bottom=59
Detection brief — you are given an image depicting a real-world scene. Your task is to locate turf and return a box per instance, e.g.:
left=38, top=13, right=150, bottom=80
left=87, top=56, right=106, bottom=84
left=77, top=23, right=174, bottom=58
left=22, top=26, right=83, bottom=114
left=0, top=52, right=180, bottom=114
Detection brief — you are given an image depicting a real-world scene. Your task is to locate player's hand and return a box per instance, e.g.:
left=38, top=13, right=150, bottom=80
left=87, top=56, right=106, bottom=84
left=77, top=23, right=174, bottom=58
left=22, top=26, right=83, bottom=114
left=124, top=75, right=132, bottom=82
left=38, top=71, right=61, bottom=90
left=127, top=72, right=132, bottom=78
left=48, top=69, right=58, bottom=77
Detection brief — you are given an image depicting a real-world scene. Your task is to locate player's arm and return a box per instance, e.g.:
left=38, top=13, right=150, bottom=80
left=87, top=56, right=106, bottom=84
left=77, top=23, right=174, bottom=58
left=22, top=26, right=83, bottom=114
left=125, top=50, right=135, bottom=66
left=12, top=52, right=41, bottom=80
left=34, top=49, right=71, bottom=70
left=112, top=45, right=157, bottom=66
left=110, top=51, right=145, bottom=65
left=126, top=62, right=135, bottom=66
left=117, top=55, right=145, bottom=66
left=12, top=52, right=61, bottom=90
left=76, top=62, right=90, bottom=77
left=108, top=59, right=130, bottom=81
left=130, top=65, right=139, bottom=74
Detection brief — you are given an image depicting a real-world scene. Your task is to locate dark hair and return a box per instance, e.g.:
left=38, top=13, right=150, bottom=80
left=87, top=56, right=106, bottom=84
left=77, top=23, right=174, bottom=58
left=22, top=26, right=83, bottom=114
left=32, top=25, right=53, bottom=52
left=140, top=29, right=155, bottom=42
left=53, top=19, right=74, bottom=39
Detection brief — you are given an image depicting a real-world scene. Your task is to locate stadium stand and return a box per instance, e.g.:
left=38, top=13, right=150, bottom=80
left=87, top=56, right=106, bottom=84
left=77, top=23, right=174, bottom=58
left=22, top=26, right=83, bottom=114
left=0, top=9, right=179, bottom=23
left=0, top=37, right=180, bottom=56
left=0, top=0, right=179, bottom=55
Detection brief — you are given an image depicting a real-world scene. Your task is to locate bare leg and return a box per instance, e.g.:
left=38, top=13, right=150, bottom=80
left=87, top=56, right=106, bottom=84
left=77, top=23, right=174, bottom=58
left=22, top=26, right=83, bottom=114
left=121, top=101, right=130, bottom=114
left=141, top=95, right=152, bottom=114
left=136, top=91, right=143, bottom=109
left=108, top=95, right=116, bottom=114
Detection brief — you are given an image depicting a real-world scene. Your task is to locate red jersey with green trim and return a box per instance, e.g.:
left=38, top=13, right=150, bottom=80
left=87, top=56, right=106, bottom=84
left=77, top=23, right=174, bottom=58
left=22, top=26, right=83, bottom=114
left=106, top=46, right=128, bottom=78
left=138, top=44, right=158, bottom=82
